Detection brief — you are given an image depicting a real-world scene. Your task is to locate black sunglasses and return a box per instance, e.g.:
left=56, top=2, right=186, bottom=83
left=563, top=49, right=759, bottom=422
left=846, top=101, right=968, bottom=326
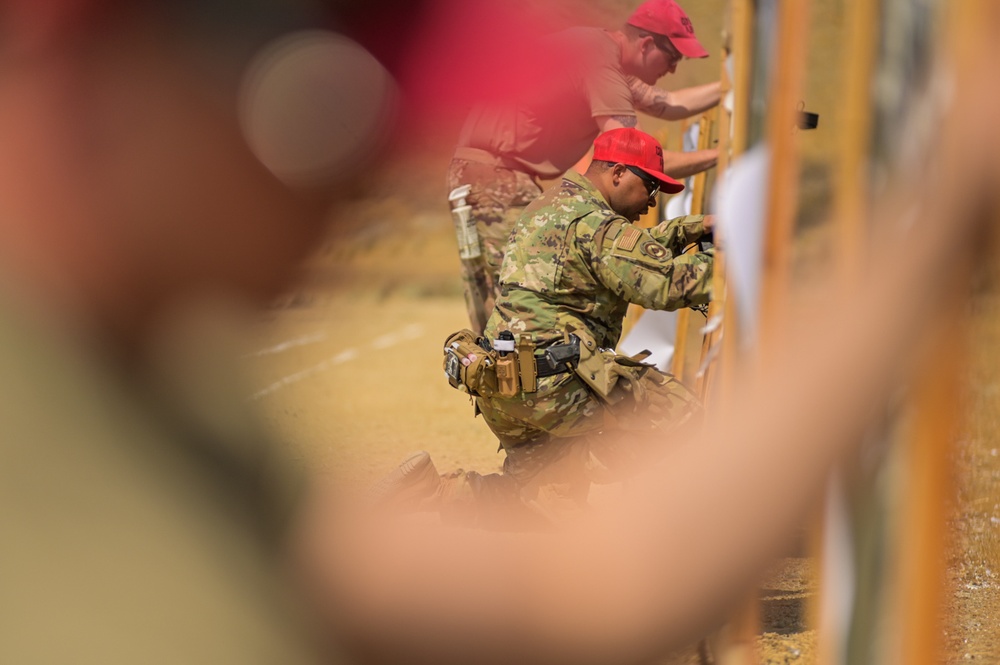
left=653, top=36, right=683, bottom=61
left=626, top=165, right=660, bottom=197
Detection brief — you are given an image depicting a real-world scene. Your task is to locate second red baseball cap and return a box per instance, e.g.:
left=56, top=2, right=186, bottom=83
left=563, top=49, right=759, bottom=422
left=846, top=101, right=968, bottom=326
left=626, top=0, right=709, bottom=59
left=592, top=127, right=684, bottom=194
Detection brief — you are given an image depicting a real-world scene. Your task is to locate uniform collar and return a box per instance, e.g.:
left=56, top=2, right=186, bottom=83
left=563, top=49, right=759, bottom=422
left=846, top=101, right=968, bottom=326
left=564, top=169, right=614, bottom=212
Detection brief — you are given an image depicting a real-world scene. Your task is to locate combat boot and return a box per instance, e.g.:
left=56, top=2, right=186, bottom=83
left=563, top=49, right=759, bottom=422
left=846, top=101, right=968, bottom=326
left=367, top=450, right=442, bottom=510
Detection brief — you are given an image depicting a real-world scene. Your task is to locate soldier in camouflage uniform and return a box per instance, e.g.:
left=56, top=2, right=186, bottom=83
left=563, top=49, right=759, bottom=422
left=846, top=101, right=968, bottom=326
left=477, top=126, right=711, bottom=517
left=384, top=128, right=713, bottom=527
left=447, top=0, right=721, bottom=333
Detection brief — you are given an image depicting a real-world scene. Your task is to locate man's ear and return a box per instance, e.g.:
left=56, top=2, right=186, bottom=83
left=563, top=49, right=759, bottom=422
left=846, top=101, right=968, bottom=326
left=612, top=163, right=628, bottom=186
left=1, top=0, right=99, bottom=56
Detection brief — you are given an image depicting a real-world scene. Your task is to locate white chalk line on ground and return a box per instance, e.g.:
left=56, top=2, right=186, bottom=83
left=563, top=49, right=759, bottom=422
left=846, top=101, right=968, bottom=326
left=371, top=323, right=424, bottom=349
left=250, top=324, right=424, bottom=400
left=245, top=331, right=328, bottom=357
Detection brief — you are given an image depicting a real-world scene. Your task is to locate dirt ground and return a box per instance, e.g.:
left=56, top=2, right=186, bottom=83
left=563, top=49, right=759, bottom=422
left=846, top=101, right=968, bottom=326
left=242, top=206, right=1000, bottom=663
left=942, top=285, right=1000, bottom=665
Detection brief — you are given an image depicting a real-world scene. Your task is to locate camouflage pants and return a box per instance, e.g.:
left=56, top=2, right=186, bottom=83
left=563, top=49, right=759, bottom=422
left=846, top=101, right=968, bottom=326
left=441, top=364, right=701, bottom=527
left=445, top=159, right=542, bottom=333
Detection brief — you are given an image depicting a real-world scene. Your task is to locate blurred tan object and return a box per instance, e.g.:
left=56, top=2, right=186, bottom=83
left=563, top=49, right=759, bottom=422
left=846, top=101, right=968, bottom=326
left=0, top=1, right=398, bottom=663
left=889, top=5, right=994, bottom=665
left=810, top=0, right=881, bottom=661
left=239, top=30, right=397, bottom=186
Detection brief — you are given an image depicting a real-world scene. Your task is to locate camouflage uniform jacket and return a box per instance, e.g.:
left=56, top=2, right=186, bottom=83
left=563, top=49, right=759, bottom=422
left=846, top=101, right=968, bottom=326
left=484, top=169, right=713, bottom=349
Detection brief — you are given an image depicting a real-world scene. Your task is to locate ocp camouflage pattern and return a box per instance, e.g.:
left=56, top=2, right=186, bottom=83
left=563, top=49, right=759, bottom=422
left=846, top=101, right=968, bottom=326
left=476, top=367, right=701, bottom=485
left=473, top=169, right=712, bottom=484
left=446, top=158, right=542, bottom=281
left=485, top=169, right=713, bottom=349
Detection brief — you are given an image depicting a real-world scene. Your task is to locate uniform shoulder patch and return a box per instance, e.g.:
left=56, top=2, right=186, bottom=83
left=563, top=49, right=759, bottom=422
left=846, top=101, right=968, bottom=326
left=641, top=241, right=669, bottom=261
left=616, top=226, right=642, bottom=252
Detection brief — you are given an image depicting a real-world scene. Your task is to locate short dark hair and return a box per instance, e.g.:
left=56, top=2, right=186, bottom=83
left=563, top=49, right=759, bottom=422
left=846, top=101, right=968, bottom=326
left=585, top=160, right=617, bottom=177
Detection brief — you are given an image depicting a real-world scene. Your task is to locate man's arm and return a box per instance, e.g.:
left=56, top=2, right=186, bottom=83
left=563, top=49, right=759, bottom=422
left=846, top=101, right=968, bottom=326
left=595, top=114, right=638, bottom=131
left=648, top=215, right=712, bottom=252
left=661, top=149, right=718, bottom=179
left=630, top=78, right=721, bottom=121
left=592, top=220, right=713, bottom=311
left=593, top=115, right=717, bottom=179
left=627, top=78, right=721, bottom=178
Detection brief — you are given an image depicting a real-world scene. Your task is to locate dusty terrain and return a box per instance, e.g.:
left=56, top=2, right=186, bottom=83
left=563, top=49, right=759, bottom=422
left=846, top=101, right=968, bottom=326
left=942, top=284, right=1000, bottom=664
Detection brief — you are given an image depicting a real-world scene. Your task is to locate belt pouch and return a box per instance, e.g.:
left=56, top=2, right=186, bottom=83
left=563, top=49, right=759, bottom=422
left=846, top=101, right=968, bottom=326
left=496, top=353, right=519, bottom=397
left=516, top=335, right=537, bottom=393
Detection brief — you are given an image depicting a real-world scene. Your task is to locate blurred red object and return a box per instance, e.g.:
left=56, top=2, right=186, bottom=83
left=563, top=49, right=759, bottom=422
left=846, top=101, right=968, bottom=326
left=341, top=0, right=570, bottom=130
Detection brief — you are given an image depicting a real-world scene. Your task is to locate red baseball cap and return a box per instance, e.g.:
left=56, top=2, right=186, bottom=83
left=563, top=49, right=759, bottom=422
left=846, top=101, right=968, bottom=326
left=592, top=127, right=684, bottom=194
left=626, top=0, right=709, bottom=59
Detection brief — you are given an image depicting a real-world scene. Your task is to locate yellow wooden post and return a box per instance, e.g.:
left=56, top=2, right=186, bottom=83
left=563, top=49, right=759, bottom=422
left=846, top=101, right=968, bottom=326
left=669, top=310, right=691, bottom=380
left=718, top=2, right=813, bottom=665
left=710, top=0, right=754, bottom=405
left=893, top=333, right=965, bottom=665
left=753, top=7, right=812, bottom=665
left=832, top=0, right=878, bottom=283
left=809, top=1, right=880, bottom=663
left=695, top=61, right=732, bottom=398
left=730, top=0, right=753, bottom=158
left=710, top=1, right=763, bottom=663
left=689, top=116, right=712, bottom=214
left=671, top=115, right=713, bottom=383
left=757, top=0, right=811, bottom=355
